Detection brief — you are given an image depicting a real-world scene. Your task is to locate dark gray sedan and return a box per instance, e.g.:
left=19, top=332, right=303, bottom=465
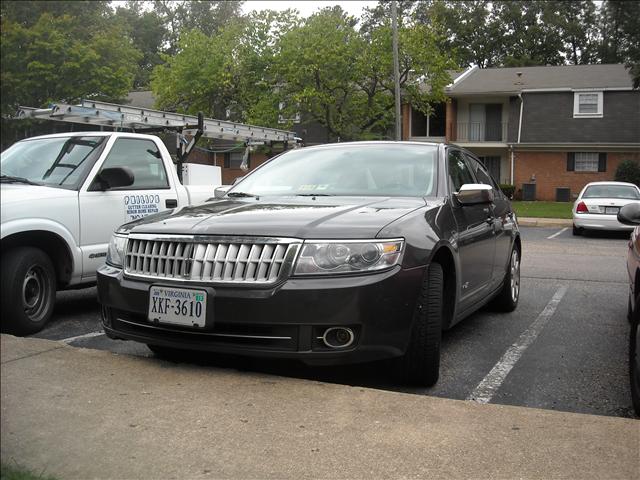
left=98, top=142, right=521, bottom=386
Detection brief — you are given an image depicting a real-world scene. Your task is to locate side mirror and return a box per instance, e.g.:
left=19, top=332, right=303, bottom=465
left=454, top=184, right=494, bottom=206
left=617, top=202, right=640, bottom=226
left=90, top=167, right=134, bottom=191
left=214, top=185, right=232, bottom=198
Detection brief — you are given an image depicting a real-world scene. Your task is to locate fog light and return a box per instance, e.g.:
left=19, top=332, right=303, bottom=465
left=321, top=327, right=355, bottom=349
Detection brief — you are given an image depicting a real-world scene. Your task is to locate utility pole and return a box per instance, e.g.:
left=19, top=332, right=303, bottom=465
left=392, top=0, right=401, bottom=140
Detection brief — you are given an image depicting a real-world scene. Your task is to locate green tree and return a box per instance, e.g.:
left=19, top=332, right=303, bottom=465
left=153, top=0, right=244, bottom=55
left=113, top=2, right=168, bottom=88
left=615, top=160, right=640, bottom=187
left=598, top=0, right=640, bottom=88
left=1, top=13, right=141, bottom=115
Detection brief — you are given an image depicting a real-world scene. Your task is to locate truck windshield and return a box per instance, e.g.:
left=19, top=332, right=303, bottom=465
left=231, top=144, right=438, bottom=197
left=1, top=136, right=106, bottom=190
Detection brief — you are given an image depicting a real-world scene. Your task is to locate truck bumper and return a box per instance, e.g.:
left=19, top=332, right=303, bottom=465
left=97, top=264, right=425, bottom=366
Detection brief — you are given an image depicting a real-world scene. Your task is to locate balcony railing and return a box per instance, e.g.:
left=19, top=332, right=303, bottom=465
left=455, top=122, right=509, bottom=142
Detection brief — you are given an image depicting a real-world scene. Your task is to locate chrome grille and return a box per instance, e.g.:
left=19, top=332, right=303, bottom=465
left=124, top=235, right=301, bottom=284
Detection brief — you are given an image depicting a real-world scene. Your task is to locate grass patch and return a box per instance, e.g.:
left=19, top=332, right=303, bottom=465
left=1, top=463, right=58, bottom=480
left=511, top=201, right=573, bottom=219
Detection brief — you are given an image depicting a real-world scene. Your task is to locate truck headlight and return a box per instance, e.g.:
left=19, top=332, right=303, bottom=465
left=294, top=239, right=403, bottom=275
left=106, top=233, right=128, bottom=268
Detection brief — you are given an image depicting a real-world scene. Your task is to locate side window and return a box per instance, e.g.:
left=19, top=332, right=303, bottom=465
left=448, top=150, right=475, bottom=192
left=466, top=154, right=499, bottom=191
left=97, top=138, right=169, bottom=189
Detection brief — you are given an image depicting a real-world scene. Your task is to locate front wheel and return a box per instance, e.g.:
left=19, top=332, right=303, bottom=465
left=490, top=245, right=521, bottom=312
left=395, top=262, right=444, bottom=387
left=1, top=247, right=57, bottom=335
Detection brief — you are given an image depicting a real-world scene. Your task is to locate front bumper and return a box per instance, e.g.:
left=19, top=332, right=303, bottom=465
left=97, top=264, right=425, bottom=366
left=573, top=213, right=634, bottom=231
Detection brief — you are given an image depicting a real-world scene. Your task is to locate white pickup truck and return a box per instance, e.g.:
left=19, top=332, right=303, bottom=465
left=1, top=131, right=221, bottom=334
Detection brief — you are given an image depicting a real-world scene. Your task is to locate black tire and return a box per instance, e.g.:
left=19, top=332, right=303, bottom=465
left=396, top=262, right=444, bottom=387
left=630, top=296, right=640, bottom=416
left=572, top=224, right=582, bottom=236
left=1, top=247, right=57, bottom=335
left=490, top=244, right=521, bottom=312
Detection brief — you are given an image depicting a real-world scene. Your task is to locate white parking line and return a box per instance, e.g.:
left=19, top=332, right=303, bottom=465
left=547, top=227, right=568, bottom=239
left=60, top=330, right=104, bottom=344
left=467, top=286, right=568, bottom=404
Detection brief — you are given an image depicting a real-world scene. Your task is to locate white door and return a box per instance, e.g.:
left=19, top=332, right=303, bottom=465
left=469, top=104, right=485, bottom=141
left=78, top=137, right=178, bottom=278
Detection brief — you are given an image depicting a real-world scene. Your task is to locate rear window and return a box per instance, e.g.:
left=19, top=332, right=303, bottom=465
left=583, top=185, right=640, bottom=200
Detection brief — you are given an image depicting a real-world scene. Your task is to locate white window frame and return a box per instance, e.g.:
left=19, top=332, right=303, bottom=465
left=574, top=152, right=599, bottom=172
left=573, top=91, right=603, bottom=118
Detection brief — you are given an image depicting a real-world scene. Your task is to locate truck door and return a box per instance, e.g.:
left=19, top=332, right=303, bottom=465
left=78, top=136, right=178, bottom=279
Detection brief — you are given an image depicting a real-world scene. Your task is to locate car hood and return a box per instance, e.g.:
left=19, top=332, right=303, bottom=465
left=0, top=184, right=77, bottom=205
left=121, top=196, right=428, bottom=239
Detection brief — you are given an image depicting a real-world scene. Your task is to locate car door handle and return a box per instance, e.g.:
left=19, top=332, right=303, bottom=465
left=165, top=199, right=178, bottom=208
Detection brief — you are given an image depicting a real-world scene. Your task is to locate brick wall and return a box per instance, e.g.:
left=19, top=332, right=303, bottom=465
left=514, top=150, right=640, bottom=201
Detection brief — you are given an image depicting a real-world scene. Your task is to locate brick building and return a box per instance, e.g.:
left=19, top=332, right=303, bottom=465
left=404, top=64, right=640, bottom=201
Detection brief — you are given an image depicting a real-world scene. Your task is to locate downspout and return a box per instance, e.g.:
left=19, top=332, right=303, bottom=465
left=512, top=93, right=524, bottom=185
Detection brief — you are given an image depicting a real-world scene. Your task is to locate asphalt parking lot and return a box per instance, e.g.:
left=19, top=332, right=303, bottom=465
left=31, top=226, right=636, bottom=419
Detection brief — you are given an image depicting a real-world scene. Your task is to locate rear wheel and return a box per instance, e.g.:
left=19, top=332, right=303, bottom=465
left=1, top=247, right=56, bottom=335
left=396, top=262, right=444, bottom=387
left=572, top=224, right=582, bottom=236
left=490, top=245, right=520, bottom=312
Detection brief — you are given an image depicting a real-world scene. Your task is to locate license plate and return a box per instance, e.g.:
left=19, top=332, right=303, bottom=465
left=605, top=207, right=619, bottom=215
left=148, top=286, right=207, bottom=328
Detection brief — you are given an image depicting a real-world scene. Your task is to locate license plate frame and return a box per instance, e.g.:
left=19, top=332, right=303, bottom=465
left=148, top=285, right=209, bottom=328
left=605, top=206, right=619, bottom=215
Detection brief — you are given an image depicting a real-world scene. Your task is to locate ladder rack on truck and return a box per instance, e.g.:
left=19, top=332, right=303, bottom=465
left=16, top=100, right=300, bottom=178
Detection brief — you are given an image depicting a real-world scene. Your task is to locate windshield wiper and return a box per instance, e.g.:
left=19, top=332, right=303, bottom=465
left=227, top=191, right=257, bottom=198
left=0, top=174, right=41, bottom=186
left=296, top=193, right=333, bottom=196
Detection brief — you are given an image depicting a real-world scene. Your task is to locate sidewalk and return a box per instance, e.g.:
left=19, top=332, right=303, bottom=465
left=517, top=217, right=573, bottom=228
left=1, top=334, right=638, bottom=480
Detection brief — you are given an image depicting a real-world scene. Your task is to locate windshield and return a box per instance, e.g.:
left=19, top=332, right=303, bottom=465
left=583, top=185, right=640, bottom=200
left=1, top=136, right=106, bottom=189
left=231, top=144, right=438, bottom=197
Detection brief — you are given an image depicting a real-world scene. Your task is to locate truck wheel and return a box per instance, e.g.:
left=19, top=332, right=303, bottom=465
left=396, top=262, right=444, bottom=387
left=490, top=245, right=520, bottom=312
left=1, top=247, right=56, bottom=335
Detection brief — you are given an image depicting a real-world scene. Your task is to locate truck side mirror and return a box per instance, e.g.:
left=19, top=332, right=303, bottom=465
left=89, top=167, right=134, bottom=191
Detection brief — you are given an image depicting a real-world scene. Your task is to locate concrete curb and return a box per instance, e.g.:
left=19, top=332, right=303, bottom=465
left=517, top=217, right=573, bottom=228
left=1, top=334, right=638, bottom=480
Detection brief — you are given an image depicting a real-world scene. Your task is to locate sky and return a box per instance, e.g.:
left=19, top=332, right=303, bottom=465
left=241, top=1, right=378, bottom=18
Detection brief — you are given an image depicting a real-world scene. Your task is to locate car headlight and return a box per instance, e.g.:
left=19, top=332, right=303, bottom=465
left=294, top=239, right=404, bottom=275
left=106, top=233, right=128, bottom=268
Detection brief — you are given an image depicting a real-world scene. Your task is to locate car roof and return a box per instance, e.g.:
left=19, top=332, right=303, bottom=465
left=582, top=181, right=638, bottom=188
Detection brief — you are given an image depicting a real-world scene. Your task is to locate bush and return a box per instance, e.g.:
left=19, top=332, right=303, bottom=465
left=499, top=184, right=515, bottom=199
left=614, top=160, right=640, bottom=187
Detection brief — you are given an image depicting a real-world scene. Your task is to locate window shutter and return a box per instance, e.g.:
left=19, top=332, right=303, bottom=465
left=598, top=153, right=607, bottom=172
left=224, top=152, right=230, bottom=169
left=567, top=152, right=575, bottom=171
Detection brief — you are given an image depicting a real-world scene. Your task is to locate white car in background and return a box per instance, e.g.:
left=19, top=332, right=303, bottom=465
left=573, top=181, right=640, bottom=235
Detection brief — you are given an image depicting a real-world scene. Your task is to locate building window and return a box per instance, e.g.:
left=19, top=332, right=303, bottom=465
left=573, top=91, right=603, bottom=118
left=567, top=152, right=607, bottom=172
left=224, top=151, right=245, bottom=169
